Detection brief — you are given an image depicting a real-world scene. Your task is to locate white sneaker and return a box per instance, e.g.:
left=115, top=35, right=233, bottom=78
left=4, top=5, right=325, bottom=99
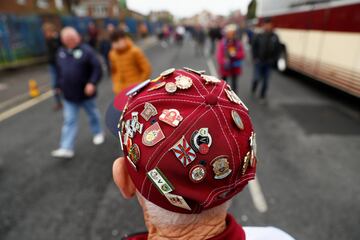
left=93, top=133, right=105, bottom=145
left=51, top=149, right=74, bottom=159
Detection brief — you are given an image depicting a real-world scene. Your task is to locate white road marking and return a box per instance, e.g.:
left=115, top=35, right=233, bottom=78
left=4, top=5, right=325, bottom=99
left=206, top=57, right=268, bottom=213
left=0, top=90, right=53, bottom=123
left=206, top=58, right=218, bottom=77
left=248, top=178, right=268, bottom=213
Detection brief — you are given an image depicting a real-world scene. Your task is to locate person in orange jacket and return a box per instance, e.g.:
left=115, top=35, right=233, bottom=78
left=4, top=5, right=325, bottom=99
left=109, top=30, right=152, bottom=95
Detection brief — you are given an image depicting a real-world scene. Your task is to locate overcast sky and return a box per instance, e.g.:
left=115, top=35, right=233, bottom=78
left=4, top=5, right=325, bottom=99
left=127, top=0, right=252, bottom=18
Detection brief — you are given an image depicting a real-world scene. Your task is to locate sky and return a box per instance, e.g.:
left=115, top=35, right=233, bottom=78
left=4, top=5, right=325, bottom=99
left=127, top=0, right=252, bottom=18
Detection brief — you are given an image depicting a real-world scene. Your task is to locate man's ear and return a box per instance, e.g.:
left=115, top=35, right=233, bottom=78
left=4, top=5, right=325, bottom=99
left=113, top=157, right=136, bottom=199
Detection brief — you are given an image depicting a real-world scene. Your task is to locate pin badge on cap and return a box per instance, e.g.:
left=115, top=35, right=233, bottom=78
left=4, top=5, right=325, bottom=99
left=165, top=82, right=177, bottom=94
left=127, top=144, right=140, bottom=170
left=171, top=136, right=197, bottom=167
left=142, top=122, right=165, bottom=146
left=183, top=67, right=205, bottom=75
left=141, top=102, right=157, bottom=121
left=126, top=79, right=151, bottom=96
left=147, top=82, right=166, bottom=91
left=211, top=155, right=232, bottom=179
left=165, top=193, right=191, bottom=210
left=160, top=68, right=175, bottom=77
left=191, top=128, right=212, bottom=154
left=175, top=75, right=193, bottom=89
left=202, top=75, right=221, bottom=84
left=159, top=109, right=183, bottom=127
left=242, top=152, right=251, bottom=175
left=224, top=89, right=249, bottom=110
left=130, top=112, right=143, bottom=135
left=231, top=110, right=244, bottom=130
left=189, top=165, right=206, bottom=182
left=147, top=168, right=174, bottom=195
left=249, top=132, right=257, bottom=167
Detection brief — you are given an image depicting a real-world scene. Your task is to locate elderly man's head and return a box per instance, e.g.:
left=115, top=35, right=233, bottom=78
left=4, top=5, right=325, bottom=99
left=61, top=27, right=81, bottom=49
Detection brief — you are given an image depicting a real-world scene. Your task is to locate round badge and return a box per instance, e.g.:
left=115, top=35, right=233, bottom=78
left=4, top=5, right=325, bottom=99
left=160, top=68, right=175, bottom=77
left=202, top=75, right=221, bottom=84
left=165, top=82, right=177, bottom=93
left=199, top=143, right=209, bottom=154
left=175, top=75, right=193, bottom=89
left=231, top=110, right=244, bottom=130
left=189, top=165, right=206, bottom=182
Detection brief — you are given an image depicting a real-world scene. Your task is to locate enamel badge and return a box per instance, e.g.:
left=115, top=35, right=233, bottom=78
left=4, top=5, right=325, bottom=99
left=126, top=79, right=151, bottom=96
left=211, top=156, right=232, bottom=179
left=141, top=102, right=157, bottom=121
left=190, top=128, right=212, bottom=154
left=142, top=122, right=165, bottom=146
left=127, top=143, right=140, bottom=170
left=147, top=81, right=166, bottom=91
left=202, top=75, right=221, bottom=84
left=160, top=68, right=175, bottom=77
left=175, top=75, right=193, bottom=89
left=165, top=193, right=191, bottom=210
left=171, top=136, right=196, bottom=167
left=159, top=109, right=183, bottom=127
left=125, top=112, right=143, bottom=138
left=242, top=152, right=251, bottom=175
left=147, top=168, right=174, bottom=195
left=183, top=67, right=205, bottom=75
left=224, top=89, right=249, bottom=110
left=231, top=110, right=244, bottom=130
left=165, top=82, right=177, bottom=93
left=249, top=132, right=257, bottom=167
left=189, top=165, right=206, bottom=182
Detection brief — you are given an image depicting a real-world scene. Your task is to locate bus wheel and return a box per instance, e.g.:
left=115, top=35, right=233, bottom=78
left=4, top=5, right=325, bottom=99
left=277, top=50, right=287, bottom=72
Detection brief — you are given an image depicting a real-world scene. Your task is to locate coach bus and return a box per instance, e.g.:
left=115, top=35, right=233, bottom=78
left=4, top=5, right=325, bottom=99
left=257, top=0, right=360, bottom=97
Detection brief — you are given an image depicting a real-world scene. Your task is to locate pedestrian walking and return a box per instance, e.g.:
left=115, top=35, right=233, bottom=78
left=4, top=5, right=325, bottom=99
left=108, top=30, right=151, bottom=95
left=251, top=18, right=281, bottom=102
left=216, top=24, right=245, bottom=92
left=106, top=68, right=295, bottom=240
left=87, top=22, right=98, bottom=49
left=51, top=27, right=103, bottom=159
left=208, top=24, right=222, bottom=55
left=194, top=25, right=206, bottom=56
left=99, top=23, right=115, bottom=73
left=42, top=23, right=62, bottom=110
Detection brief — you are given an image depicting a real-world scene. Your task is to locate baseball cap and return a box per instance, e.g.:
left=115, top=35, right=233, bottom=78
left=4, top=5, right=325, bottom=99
left=106, top=67, right=257, bottom=214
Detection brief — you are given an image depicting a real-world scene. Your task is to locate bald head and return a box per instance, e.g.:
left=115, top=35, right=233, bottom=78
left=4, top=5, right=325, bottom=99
left=61, top=27, right=81, bottom=49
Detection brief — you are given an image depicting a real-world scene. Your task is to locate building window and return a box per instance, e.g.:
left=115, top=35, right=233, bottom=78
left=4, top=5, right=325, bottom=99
left=37, top=0, right=49, bottom=9
left=55, top=0, right=64, bottom=10
left=93, top=5, right=108, bottom=18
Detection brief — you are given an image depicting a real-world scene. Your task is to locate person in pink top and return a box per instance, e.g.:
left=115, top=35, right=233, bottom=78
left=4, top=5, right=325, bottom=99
left=216, top=24, right=245, bottom=92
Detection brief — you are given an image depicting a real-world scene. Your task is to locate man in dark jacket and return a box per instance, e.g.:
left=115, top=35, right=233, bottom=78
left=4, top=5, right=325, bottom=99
left=51, top=27, right=103, bottom=159
left=42, top=23, right=62, bottom=110
left=251, top=18, right=281, bottom=102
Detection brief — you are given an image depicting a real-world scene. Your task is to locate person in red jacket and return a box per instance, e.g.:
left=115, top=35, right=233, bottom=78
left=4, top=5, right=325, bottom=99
left=106, top=68, right=295, bottom=240
left=216, top=24, right=245, bottom=93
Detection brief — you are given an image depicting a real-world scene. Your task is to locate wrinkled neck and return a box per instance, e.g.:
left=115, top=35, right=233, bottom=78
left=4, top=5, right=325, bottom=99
left=138, top=195, right=227, bottom=240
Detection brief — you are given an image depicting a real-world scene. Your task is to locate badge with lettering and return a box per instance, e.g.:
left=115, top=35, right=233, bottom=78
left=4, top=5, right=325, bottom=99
left=165, top=82, right=177, bottom=94
left=126, top=79, right=151, bottom=96
left=171, top=136, right=197, bottom=167
left=147, top=168, right=174, bottom=195
left=130, top=112, right=143, bottom=135
left=160, top=68, right=175, bottom=77
left=224, top=89, right=248, bottom=110
left=159, top=109, right=183, bottom=127
left=147, top=81, right=166, bottom=91
left=175, top=75, right=192, bottom=89
left=183, top=67, right=205, bottom=75
left=202, top=75, right=221, bottom=84
left=165, top=193, right=191, bottom=211
left=142, top=122, right=165, bottom=146
left=141, top=102, right=158, bottom=121
left=190, top=128, right=212, bottom=154
left=189, top=165, right=206, bottom=183
left=128, top=144, right=140, bottom=169
left=231, top=110, right=244, bottom=130
left=242, top=152, right=251, bottom=175
left=211, top=156, right=232, bottom=179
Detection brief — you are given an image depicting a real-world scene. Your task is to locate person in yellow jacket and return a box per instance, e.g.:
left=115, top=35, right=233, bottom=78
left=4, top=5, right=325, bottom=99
left=109, top=30, right=152, bottom=94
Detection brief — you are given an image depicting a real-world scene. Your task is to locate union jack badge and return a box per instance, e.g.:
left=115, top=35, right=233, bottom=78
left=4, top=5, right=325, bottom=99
left=171, top=136, right=196, bottom=167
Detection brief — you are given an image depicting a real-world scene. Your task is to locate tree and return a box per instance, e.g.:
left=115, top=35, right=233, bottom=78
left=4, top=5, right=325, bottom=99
left=247, top=0, right=257, bottom=19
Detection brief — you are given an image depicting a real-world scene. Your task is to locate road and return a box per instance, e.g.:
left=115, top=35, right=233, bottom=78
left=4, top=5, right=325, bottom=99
left=0, top=38, right=359, bottom=240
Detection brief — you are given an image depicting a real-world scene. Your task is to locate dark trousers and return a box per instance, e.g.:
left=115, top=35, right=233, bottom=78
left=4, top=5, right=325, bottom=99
left=252, top=62, right=271, bottom=98
left=222, top=75, right=238, bottom=92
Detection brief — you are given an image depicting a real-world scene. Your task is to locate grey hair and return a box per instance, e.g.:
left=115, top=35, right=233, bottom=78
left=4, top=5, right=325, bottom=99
left=137, top=192, right=231, bottom=227
left=60, top=26, right=79, bottom=38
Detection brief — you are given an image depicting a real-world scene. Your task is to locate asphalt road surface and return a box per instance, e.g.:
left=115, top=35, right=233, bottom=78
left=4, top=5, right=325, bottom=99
left=0, top=39, right=359, bottom=240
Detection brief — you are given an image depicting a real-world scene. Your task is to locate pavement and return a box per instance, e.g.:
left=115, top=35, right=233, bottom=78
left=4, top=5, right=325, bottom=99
left=0, top=38, right=359, bottom=240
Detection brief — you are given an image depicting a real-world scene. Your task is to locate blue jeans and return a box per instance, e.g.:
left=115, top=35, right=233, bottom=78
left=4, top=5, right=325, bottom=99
left=60, top=98, right=102, bottom=150
left=252, top=62, right=271, bottom=98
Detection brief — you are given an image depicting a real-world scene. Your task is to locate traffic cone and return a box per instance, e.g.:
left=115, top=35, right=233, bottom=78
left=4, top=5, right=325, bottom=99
left=29, top=79, right=40, bottom=98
